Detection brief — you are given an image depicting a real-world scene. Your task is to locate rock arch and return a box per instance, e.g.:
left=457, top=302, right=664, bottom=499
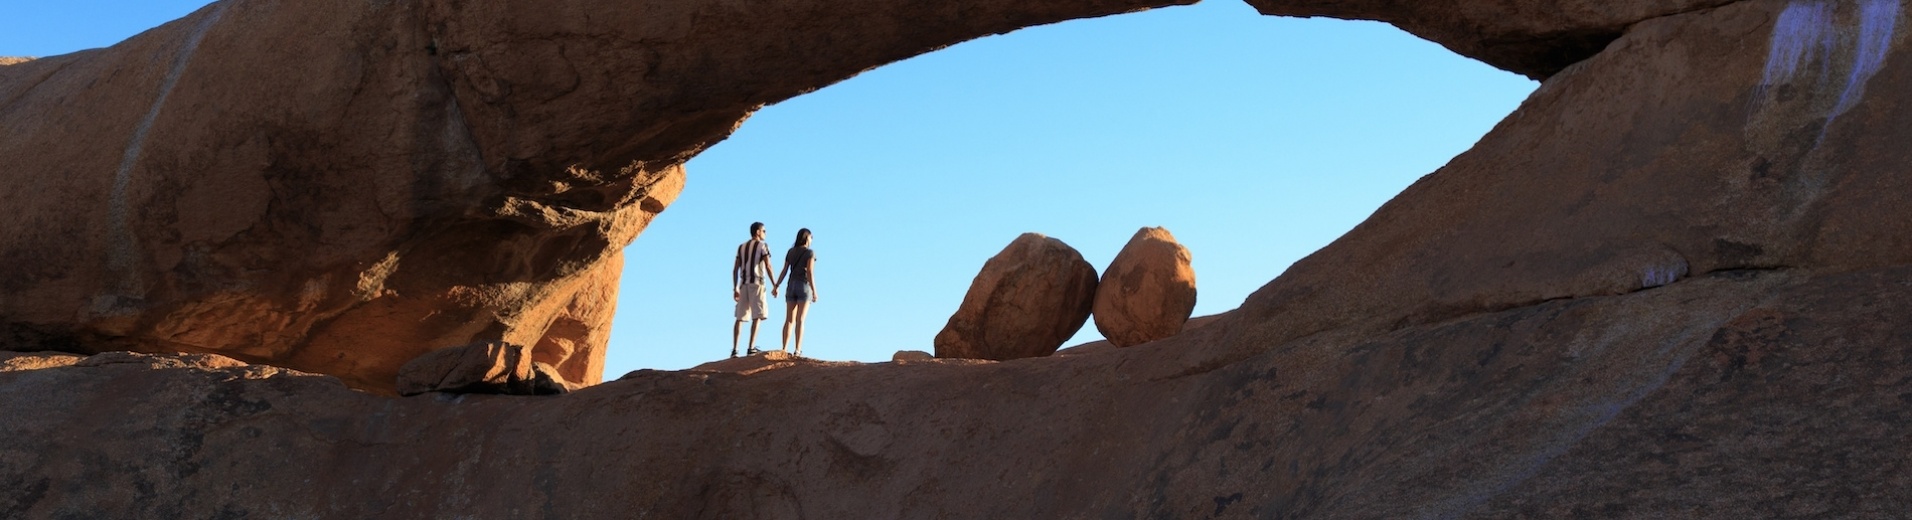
left=0, top=0, right=1655, bottom=393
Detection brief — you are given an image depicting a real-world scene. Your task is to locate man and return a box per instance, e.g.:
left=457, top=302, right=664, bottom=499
left=731, top=222, right=777, bottom=357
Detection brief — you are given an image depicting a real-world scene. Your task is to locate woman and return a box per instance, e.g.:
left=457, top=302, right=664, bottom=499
left=772, top=228, right=819, bottom=356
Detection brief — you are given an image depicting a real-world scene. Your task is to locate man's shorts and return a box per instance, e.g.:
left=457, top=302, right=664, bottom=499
left=735, top=281, right=769, bottom=320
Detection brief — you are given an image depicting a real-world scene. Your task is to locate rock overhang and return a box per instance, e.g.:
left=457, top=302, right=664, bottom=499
left=1243, top=0, right=1749, bottom=79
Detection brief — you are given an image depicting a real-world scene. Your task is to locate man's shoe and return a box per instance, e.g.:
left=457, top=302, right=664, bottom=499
left=746, top=347, right=762, bottom=355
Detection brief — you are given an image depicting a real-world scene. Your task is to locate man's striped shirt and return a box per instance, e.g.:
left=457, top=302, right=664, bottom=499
left=736, top=239, right=772, bottom=285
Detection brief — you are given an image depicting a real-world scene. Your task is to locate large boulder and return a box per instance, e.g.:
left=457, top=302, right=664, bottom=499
left=935, top=233, right=1099, bottom=361
left=1092, top=227, right=1197, bottom=347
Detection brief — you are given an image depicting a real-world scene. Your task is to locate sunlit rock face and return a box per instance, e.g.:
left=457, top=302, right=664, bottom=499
left=7, top=0, right=1912, bottom=517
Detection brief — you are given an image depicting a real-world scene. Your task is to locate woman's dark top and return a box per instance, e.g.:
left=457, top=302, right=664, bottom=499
left=785, top=246, right=815, bottom=286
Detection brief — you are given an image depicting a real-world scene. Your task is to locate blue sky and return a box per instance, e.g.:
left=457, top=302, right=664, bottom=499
left=3, top=1, right=1537, bottom=376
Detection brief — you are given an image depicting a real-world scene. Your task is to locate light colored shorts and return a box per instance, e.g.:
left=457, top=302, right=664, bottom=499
left=735, top=281, right=769, bottom=320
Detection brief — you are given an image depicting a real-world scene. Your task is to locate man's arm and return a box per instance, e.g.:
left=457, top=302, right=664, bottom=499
left=773, top=255, right=790, bottom=297
left=732, top=245, right=743, bottom=301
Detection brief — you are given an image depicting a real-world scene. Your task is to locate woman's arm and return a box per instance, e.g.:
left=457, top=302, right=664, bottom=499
left=773, top=257, right=791, bottom=296
left=807, top=256, right=818, bottom=302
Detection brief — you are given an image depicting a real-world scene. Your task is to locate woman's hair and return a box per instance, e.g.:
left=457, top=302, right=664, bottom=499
left=793, top=228, right=812, bottom=248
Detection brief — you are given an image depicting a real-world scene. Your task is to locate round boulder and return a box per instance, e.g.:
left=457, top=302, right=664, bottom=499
left=1093, top=227, right=1196, bottom=347
left=934, top=233, right=1099, bottom=361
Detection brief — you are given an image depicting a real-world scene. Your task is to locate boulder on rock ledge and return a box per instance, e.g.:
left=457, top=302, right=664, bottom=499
left=935, top=233, right=1098, bottom=361
left=1093, top=227, right=1197, bottom=347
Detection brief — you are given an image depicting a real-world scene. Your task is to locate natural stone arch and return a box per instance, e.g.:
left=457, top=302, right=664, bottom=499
left=0, top=0, right=1771, bottom=393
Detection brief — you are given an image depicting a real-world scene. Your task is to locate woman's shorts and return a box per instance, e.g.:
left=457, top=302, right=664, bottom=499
left=785, top=282, right=811, bottom=304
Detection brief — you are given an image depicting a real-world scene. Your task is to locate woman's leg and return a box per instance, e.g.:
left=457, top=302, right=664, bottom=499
left=781, top=300, right=798, bottom=351
left=792, top=299, right=812, bottom=356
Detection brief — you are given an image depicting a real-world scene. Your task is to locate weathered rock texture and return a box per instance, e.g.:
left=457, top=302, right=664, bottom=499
left=9, top=0, right=1912, bottom=518
left=935, top=233, right=1100, bottom=361
left=1092, top=227, right=1197, bottom=347
left=0, top=57, right=32, bottom=66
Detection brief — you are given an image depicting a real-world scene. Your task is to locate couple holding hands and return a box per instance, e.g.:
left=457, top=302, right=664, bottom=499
left=731, top=222, right=820, bottom=358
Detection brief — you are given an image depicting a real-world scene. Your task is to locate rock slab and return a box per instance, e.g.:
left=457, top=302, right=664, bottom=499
left=935, top=233, right=1098, bottom=361
left=1093, top=227, right=1197, bottom=348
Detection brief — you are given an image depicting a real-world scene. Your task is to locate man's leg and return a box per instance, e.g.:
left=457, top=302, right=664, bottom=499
left=747, top=318, right=763, bottom=354
left=732, top=319, right=743, bottom=357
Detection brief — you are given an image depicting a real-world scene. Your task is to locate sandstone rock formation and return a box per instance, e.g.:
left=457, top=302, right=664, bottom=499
left=1092, top=227, right=1197, bottom=347
left=0, top=57, right=32, bottom=66
left=935, top=233, right=1099, bottom=361
left=8, top=0, right=1912, bottom=518
left=892, top=350, right=935, bottom=362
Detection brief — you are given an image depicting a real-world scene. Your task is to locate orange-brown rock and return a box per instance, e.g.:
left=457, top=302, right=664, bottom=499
left=935, top=233, right=1099, bottom=361
left=0, top=57, right=32, bottom=66
left=1092, top=227, right=1196, bottom=347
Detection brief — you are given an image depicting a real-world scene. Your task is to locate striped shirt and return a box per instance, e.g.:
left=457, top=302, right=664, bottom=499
left=735, top=239, right=772, bottom=285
